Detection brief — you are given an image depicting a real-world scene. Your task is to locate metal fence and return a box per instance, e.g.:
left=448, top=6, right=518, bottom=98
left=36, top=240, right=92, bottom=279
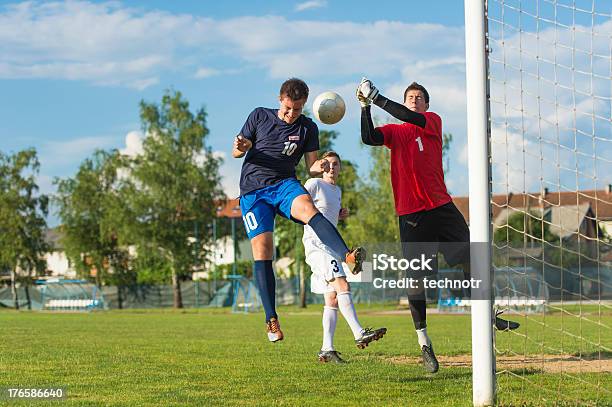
left=1, top=265, right=609, bottom=310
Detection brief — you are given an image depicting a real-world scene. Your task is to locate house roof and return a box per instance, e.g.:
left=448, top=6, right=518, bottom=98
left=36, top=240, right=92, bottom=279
left=453, top=188, right=612, bottom=224
left=492, top=207, right=544, bottom=227
left=215, top=199, right=241, bottom=218
left=549, top=203, right=593, bottom=239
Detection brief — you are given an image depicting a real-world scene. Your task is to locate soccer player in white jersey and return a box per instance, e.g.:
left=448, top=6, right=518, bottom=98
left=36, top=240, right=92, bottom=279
left=303, top=151, right=387, bottom=363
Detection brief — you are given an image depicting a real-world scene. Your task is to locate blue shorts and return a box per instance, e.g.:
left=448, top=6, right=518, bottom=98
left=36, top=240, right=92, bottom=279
left=239, top=178, right=309, bottom=239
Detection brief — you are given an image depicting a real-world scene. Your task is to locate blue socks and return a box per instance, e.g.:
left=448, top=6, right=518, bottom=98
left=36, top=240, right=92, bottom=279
left=253, top=214, right=348, bottom=322
left=308, top=212, right=350, bottom=258
left=254, top=260, right=277, bottom=322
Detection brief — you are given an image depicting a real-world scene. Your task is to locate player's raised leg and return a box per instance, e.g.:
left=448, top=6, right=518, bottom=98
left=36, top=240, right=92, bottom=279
left=460, top=263, right=520, bottom=331
left=290, top=194, right=366, bottom=274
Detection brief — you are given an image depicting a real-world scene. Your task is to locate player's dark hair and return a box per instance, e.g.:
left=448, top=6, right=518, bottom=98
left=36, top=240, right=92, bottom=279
left=403, top=82, right=430, bottom=104
left=321, top=151, right=341, bottom=166
left=280, top=78, right=309, bottom=101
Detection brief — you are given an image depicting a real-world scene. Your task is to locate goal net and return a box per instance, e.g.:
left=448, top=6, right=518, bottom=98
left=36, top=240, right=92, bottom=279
left=473, top=0, right=612, bottom=405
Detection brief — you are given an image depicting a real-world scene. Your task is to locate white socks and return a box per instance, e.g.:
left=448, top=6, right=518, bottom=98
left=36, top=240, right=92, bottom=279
left=416, top=327, right=431, bottom=348
left=322, top=306, right=338, bottom=351
left=337, top=291, right=364, bottom=339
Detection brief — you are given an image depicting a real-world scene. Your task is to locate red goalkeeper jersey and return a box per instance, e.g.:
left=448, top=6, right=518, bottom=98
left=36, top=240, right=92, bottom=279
left=379, top=111, right=452, bottom=216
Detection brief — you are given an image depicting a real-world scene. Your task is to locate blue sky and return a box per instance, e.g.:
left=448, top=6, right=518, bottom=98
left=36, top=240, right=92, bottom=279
left=1, top=0, right=609, bottom=226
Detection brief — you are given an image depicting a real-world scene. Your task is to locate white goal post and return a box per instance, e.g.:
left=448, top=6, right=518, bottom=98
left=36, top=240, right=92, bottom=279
left=464, top=1, right=496, bottom=406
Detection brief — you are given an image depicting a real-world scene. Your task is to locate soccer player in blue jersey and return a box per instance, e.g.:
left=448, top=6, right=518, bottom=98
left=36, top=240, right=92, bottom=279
left=233, top=78, right=365, bottom=342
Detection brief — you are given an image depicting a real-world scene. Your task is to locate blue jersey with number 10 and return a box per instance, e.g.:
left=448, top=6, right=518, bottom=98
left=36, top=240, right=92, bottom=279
left=239, top=107, right=319, bottom=196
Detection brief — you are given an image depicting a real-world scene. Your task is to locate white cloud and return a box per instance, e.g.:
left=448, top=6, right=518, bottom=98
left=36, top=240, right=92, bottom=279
left=217, top=19, right=465, bottom=80
left=0, top=2, right=464, bottom=87
left=193, top=150, right=226, bottom=168
left=133, top=77, right=160, bottom=89
left=42, top=135, right=118, bottom=166
left=194, top=67, right=220, bottom=78
left=4, top=1, right=609, bottom=197
left=36, top=174, right=55, bottom=196
left=219, top=159, right=241, bottom=199
left=485, top=17, right=612, bottom=194
left=490, top=126, right=541, bottom=193
left=212, top=151, right=226, bottom=160
left=118, top=131, right=227, bottom=186
left=120, top=131, right=144, bottom=157
left=295, top=1, right=327, bottom=12
left=0, top=1, right=192, bottom=88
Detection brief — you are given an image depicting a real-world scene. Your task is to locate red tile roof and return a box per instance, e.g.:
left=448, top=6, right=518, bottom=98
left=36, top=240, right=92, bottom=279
left=452, top=189, right=612, bottom=223
left=215, top=199, right=241, bottom=218
left=216, top=190, right=612, bottom=222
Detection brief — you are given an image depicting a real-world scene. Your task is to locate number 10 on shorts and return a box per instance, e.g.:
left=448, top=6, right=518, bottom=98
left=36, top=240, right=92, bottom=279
left=243, top=212, right=258, bottom=233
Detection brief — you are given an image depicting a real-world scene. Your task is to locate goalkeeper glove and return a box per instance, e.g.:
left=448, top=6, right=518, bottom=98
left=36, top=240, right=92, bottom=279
left=356, top=84, right=371, bottom=107
left=358, top=77, right=379, bottom=104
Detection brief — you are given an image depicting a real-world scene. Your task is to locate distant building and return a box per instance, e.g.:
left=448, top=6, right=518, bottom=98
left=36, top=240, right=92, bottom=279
left=452, top=186, right=612, bottom=262
left=43, top=228, right=77, bottom=278
left=453, top=187, right=612, bottom=241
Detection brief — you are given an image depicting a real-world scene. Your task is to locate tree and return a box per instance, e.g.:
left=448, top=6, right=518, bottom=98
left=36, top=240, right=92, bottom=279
left=55, top=150, right=134, bottom=307
left=344, top=146, right=399, bottom=246
left=0, top=149, right=49, bottom=309
left=442, top=132, right=453, bottom=176
left=493, top=210, right=586, bottom=268
left=117, top=90, right=224, bottom=308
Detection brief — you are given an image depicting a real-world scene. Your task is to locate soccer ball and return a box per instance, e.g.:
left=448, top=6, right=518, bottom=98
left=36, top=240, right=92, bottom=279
left=312, top=91, right=346, bottom=125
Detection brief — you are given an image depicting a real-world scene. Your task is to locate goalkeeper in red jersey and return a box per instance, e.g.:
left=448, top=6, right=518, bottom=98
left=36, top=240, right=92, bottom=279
left=357, top=78, right=519, bottom=374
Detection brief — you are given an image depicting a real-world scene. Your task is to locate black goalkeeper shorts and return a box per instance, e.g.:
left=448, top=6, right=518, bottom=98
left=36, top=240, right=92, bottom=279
left=398, top=201, right=470, bottom=268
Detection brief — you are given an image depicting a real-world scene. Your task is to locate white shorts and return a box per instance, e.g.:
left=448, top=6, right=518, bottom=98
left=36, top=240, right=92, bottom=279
left=304, top=238, right=349, bottom=294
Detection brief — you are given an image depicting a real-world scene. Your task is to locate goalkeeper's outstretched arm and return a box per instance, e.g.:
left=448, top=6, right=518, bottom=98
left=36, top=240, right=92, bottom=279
left=360, top=105, right=384, bottom=146
left=373, top=95, right=426, bottom=128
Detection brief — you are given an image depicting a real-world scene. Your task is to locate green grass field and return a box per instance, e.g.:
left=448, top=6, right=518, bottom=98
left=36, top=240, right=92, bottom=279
left=1, top=305, right=610, bottom=406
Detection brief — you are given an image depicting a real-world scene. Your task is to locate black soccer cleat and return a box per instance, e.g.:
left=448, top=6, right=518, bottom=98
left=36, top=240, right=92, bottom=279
left=355, top=327, right=387, bottom=349
left=318, top=350, right=347, bottom=364
left=421, top=344, right=439, bottom=373
left=494, top=310, right=520, bottom=331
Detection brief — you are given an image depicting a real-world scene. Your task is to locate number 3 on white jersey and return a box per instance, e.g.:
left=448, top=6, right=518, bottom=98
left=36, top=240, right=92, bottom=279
left=415, top=137, right=424, bottom=152
left=243, top=212, right=258, bottom=232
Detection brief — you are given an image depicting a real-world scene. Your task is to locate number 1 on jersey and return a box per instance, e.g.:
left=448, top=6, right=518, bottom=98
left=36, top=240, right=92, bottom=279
left=415, top=137, right=424, bottom=152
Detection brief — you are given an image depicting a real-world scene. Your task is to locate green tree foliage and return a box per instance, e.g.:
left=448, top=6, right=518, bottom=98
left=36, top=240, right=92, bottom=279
left=55, top=150, right=132, bottom=290
left=117, top=90, right=224, bottom=308
left=493, top=210, right=555, bottom=244
left=344, top=146, right=399, bottom=245
left=442, top=133, right=453, bottom=177
left=0, top=149, right=49, bottom=309
left=493, top=210, right=594, bottom=268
